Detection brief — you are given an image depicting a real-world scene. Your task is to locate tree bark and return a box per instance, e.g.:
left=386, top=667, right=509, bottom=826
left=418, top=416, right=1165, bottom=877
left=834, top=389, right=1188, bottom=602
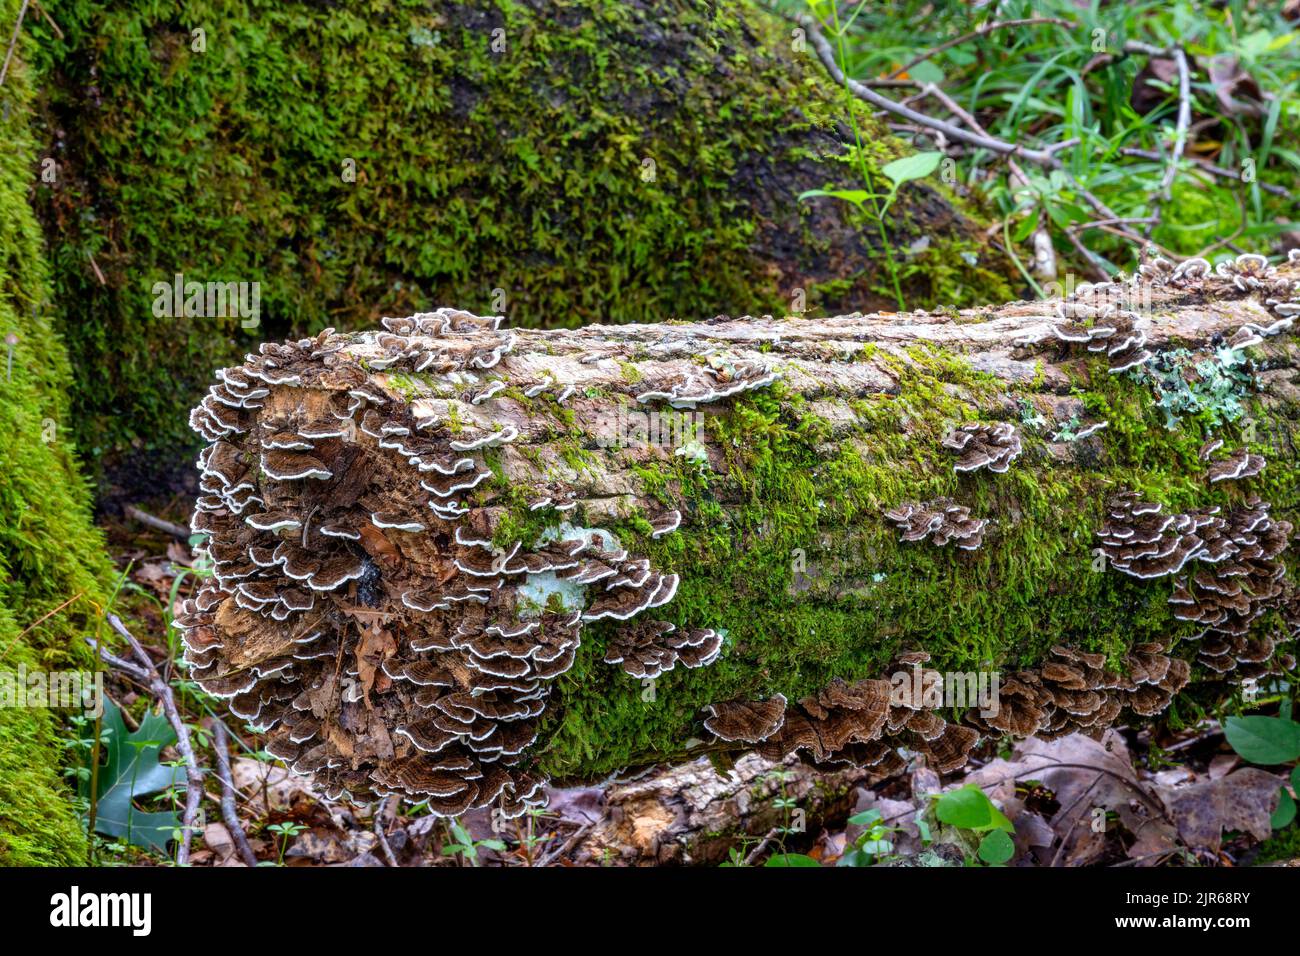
left=179, top=258, right=1300, bottom=817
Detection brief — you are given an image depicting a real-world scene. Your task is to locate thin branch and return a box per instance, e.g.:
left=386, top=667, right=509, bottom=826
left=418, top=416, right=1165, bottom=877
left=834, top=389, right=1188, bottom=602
left=1161, top=48, right=1192, bottom=202
left=98, top=613, right=205, bottom=866
left=538, top=820, right=595, bottom=867
left=29, top=0, right=61, bottom=40
left=797, top=13, right=1060, bottom=167
left=1068, top=216, right=1158, bottom=233
left=799, top=12, right=1165, bottom=263
left=1119, top=147, right=1288, bottom=197
left=124, top=505, right=191, bottom=541
left=0, top=0, right=29, bottom=88
left=373, top=794, right=399, bottom=867
left=212, top=721, right=258, bottom=866
left=1143, top=47, right=1192, bottom=239
left=921, top=82, right=1056, bottom=280
left=886, top=17, right=1076, bottom=81
left=0, top=590, right=84, bottom=663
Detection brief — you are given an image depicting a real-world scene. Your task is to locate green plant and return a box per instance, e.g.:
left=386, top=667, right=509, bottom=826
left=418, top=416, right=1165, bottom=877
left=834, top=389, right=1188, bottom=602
left=442, top=818, right=506, bottom=866
left=266, top=821, right=307, bottom=866
left=76, top=699, right=187, bottom=855
left=1224, top=698, right=1300, bottom=831
left=780, top=0, right=1300, bottom=283
left=801, top=2, right=944, bottom=311
left=934, top=784, right=1017, bottom=865
left=837, top=808, right=910, bottom=866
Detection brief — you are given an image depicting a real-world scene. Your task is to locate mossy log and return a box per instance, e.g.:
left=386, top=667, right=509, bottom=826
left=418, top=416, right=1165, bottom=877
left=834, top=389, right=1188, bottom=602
left=30, top=0, right=1013, bottom=484
left=180, top=255, right=1300, bottom=817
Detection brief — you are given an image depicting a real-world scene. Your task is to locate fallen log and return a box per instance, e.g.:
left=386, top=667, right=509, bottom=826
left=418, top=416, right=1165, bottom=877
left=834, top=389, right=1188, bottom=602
left=178, top=252, right=1300, bottom=818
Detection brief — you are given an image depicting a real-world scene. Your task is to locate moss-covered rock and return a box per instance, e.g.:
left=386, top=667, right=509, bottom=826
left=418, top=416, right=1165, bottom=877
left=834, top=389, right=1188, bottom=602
left=29, top=0, right=1013, bottom=486
left=0, top=0, right=112, bottom=865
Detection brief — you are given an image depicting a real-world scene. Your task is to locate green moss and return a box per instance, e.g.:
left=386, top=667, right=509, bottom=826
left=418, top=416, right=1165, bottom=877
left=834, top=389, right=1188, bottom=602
left=1252, top=822, right=1300, bottom=866
left=532, top=344, right=1300, bottom=780
left=28, top=0, right=1013, bottom=480
left=0, top=2, right=113, bottom=863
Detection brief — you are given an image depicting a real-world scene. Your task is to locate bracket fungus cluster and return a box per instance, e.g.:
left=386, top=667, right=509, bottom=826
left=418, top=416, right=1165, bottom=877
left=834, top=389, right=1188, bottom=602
left=635, top=356, right=780, bottom=409
left=1200, top=441, right=1265, bottom=484
left=1051, top=249, right=1300, bottom=367
left=942, top=421, right=1022, bottom=473
left=884, top=499, right=987, bottom=550
left=706, top=661, right=980, bottom=776
left=699, top=639, right=1198, bottom=780
left=180, top=309, right=720, bottom=817
left=1097, top=490, right=1294, bottom=676
left=971, top=643, right=1191, bottom=741
left=1050, top=304, right=1154, bottom=374
left=603, top=620, right=722, bottom=680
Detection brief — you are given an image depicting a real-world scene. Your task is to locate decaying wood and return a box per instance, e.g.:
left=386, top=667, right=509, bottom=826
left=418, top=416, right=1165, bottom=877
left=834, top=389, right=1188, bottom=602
left=555, top=753, right=874, bottom=866
left=176, top=252, right=1300, bottom=820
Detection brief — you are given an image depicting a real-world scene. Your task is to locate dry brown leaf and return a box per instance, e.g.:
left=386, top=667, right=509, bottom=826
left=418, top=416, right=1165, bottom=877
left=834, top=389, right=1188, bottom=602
left=1154, top=768, right=1281, bottom=853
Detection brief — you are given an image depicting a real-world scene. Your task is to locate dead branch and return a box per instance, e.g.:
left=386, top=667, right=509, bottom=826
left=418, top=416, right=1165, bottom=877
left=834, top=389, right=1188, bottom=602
left=97, top=613, right=205, bottom=866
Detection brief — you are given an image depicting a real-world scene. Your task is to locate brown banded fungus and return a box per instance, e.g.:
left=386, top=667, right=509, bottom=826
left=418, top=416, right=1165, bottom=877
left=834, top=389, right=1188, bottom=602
left=1203, top=447, right=1266, bottom=484
left=941, top=422, right=1022, bottom=474
left=179, top=310, right=722, bottom=819
left=603, top=620, right=722, bottom=679
left=884, top=499, right=986, bottom=550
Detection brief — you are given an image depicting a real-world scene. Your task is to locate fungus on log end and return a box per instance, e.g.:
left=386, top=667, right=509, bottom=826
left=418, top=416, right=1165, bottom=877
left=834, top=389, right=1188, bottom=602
left=181, top=253, right=1300, bottom=812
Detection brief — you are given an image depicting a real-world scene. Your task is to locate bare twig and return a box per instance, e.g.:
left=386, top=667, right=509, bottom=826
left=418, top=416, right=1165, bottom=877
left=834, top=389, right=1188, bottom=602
left=797, top=13, right=1059, bottom=167
left=538, top=821, right=595, bottom=867
left=1119, top=147, right=1288, bottom=197
left=29, top=0, right=61, bottom=40
left=373, top=794, right=399, bottom=867
left=1068, top=216, right=1158, bottom=233
left=886, top=17, right=1076, bottom=81
left=798, top=12, right=1165, bottom=263
left=921, top=82, right=1056, bottom=280
left=1143, top=47, right=1191, bottom=238
left=98, top=613, right=205, bottom=866
left=0, top=0, right=29, bottom=88
left=124, top=505, right=191, bottom=541
left=0, top=590, right=85, bottom=663
left=1161, top=48, right=1192, bottom=203
left=212, top=721, right=258, bottom=867
left=742, top=826, right=784, bottom=866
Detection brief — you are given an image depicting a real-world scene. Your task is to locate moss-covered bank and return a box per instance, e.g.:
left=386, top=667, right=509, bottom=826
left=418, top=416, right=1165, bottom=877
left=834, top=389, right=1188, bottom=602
left=28, top=0, right=1013, bottom=485
left=0, top=0, right=112, bottom=865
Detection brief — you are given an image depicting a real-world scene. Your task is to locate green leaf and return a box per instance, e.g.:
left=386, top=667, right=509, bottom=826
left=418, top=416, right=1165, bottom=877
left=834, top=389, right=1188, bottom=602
left=80, top=699, right=187, bottom=854
left=764, top=852, right=820, bottom=867
left=1223, top=715, right=1300, bottom=765
left=1012, top=209, right=1041, bottom=243
left=907, top=60, right=944, bottom=86
left=978, top=829, right=1015, bottom=865
left=1271, top=788, right=1296, bottom=829
left=848, top=809, right=883, bottom=826
left=935, top=784, right=1014, bottom=832
left=880, top=151, right=944, bottom=188
left=797, top=188, right=875, bottom=206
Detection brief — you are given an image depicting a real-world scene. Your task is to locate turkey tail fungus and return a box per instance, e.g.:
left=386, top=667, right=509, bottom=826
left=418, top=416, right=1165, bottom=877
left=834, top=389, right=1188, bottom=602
left=180, top=252, right=1300, bottom=816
